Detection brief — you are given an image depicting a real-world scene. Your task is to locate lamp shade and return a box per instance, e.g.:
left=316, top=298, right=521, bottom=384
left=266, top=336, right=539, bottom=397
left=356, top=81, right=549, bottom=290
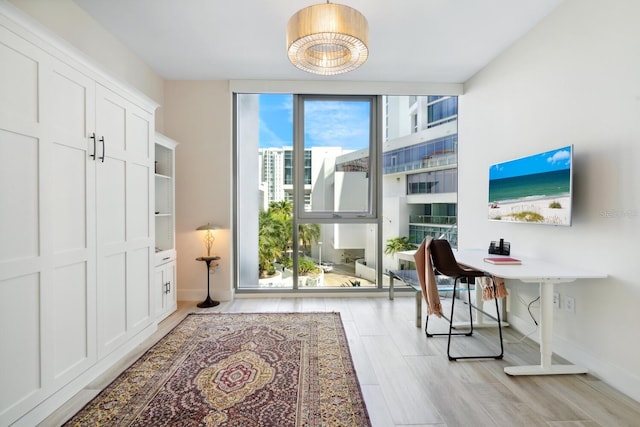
left=286, top=2, right=369, bottom=75
left=196, top=223, right=219, bottom=231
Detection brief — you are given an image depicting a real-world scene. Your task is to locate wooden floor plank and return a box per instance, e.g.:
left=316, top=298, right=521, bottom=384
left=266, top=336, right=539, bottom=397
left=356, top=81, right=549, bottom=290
left=361, top=335, right=445, bottom=425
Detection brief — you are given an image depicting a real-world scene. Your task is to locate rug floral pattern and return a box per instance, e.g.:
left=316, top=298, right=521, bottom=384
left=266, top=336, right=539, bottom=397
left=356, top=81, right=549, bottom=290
left=65, top=312, right=371, bottom=426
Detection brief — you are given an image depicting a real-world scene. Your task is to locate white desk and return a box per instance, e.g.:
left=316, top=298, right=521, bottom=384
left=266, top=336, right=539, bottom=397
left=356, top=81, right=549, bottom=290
left=454, top=250, right=607, bottom=376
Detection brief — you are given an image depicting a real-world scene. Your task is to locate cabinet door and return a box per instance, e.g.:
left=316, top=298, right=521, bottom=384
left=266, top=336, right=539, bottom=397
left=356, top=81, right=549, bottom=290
left=0, top=27, right=97, bottom=425
left=154, top=265, right=165, bottom=319
left=43, top=59, right=98, bottom=388
left=162, top=260, right=177, bottom=319
left=155, top=260, right=177, bottom=321
left=0, top=25, right=50, bottom=424
left=95, top=84, right=154, bottom=357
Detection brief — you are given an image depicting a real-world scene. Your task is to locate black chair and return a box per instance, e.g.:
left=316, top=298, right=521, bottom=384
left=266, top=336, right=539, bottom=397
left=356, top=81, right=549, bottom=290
left=425, top=239, right=504, bottom=361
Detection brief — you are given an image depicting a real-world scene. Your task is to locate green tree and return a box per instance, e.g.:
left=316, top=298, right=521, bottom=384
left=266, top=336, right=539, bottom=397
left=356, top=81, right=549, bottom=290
left=384, top=236, right=416, bottom=255
left=298, top=257, right=320, bottom=275
left=298, top=223, right=320, bottom=256
left=258, top=200, right=322, bottom=276
left=258, top=210, right=282, bottom=276
left=268, top=200, right=293, bottom=256
left=269, top=200, right=293, bottom=217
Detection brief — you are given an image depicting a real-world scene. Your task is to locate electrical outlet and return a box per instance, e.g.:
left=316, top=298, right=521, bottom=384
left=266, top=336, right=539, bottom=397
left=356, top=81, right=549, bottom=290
left=564, top=295, right=576, bottom=313
left=553, top=292, right=560, bottom=309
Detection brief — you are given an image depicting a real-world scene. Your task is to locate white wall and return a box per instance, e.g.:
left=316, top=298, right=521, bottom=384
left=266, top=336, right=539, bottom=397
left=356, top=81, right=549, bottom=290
left=459, top=0, right=640, bottom=401
left=163, top=81, right=233, bottom=301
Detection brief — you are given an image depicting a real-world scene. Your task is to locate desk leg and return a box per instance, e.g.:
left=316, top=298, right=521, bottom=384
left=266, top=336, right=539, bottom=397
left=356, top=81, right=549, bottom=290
left=389, top=275, right=394, bottom=300
left=540, top=281, right=554, bottom=369
left=504, top=280, right=587, bottom=376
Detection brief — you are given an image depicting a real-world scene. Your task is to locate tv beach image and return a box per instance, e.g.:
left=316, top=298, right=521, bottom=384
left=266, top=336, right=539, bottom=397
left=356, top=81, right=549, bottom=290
left=488, top=146, right=572, bottom=226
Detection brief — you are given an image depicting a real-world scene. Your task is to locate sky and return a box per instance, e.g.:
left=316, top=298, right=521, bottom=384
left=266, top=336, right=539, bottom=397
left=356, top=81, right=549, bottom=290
left=258, top=94, right=370, bottom=150
left=489, top=146, right=572, bottom=180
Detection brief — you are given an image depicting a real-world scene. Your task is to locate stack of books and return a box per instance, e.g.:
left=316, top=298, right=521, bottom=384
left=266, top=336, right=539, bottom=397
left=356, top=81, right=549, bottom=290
left=483, top=257, right=522, bottom=265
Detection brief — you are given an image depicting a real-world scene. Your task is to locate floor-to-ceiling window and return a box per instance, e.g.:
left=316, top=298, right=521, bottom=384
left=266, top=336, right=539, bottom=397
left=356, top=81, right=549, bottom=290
left=235, top=93, right=382, bottom=291
left=235, top=93, right=458, bottom=290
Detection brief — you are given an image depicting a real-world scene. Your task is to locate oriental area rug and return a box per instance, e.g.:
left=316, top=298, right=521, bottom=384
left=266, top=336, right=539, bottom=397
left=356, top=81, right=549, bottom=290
left=64, top=312, right=371, bottom=426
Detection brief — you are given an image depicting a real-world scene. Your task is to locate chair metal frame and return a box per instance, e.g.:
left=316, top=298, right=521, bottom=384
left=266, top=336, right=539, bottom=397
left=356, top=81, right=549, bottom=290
left=425, top=239, right=504, bottom=361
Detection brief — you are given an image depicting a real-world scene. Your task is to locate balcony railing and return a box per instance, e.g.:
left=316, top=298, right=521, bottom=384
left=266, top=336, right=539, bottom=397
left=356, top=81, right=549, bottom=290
left=384, top=153, right=457, bottom=174
left=424, top=115, right=457, bottom=130
left=409, top=215, right=457, bottom=225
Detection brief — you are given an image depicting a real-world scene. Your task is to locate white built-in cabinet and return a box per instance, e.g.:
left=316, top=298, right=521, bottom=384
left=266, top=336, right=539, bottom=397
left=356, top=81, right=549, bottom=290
left=154, top=133, right=178, bottom=321
left=0, top=5, right=157, bottom=426
left=154, top=256, right=177, bottom=320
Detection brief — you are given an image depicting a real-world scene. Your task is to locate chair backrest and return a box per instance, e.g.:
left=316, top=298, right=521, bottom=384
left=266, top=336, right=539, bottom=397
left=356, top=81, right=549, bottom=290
left=430, top=239, right=463, bottom=277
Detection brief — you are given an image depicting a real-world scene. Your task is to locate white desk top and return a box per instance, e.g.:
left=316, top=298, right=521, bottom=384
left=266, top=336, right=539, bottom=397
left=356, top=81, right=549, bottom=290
left=454, top=249, right=607, bottom=283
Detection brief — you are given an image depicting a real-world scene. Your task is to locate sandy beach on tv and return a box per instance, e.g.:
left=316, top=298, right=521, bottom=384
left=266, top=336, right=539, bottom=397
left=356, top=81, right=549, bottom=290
left=488, top=195, right=571, bottom=225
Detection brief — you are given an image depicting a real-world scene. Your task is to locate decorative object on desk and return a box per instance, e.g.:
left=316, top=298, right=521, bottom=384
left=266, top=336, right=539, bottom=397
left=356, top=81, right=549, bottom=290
left=484, top=257, right=522, bottom=265
left=477, top=276, right=509, bottom=301
left=488, top=238, right=510, bottom=255
left=196, top=223, right=219, bottom=256
left=63, top=312, right=371, bottom=426
left=196, top=256, right=221, bottom=308
left=413, top=237, right=442, bottom=317
left=286, top=1, right=369, bottom=75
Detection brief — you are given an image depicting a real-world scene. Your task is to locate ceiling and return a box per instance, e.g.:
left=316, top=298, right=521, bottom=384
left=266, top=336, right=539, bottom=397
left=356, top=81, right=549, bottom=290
left=73, top=0, right=562, bottom=83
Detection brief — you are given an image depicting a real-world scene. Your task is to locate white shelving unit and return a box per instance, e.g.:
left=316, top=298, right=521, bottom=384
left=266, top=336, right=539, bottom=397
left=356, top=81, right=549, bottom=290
left=154, top=133, right=178, bottom=321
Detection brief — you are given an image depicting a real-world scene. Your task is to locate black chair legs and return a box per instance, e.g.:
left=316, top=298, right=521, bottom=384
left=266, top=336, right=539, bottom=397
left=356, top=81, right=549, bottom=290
left=424, top=239, right=504, bottom=361
left=426, top=276, right=504, bottom=361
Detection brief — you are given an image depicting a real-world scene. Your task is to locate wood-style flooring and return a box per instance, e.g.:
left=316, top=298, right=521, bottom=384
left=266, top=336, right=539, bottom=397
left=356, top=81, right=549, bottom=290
left=42, top=296, right=640, bottom=426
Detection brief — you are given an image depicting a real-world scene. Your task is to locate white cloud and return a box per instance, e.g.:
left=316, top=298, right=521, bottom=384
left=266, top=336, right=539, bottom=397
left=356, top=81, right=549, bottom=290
left=304, top=101, right=370, bottom=149
left=547, top=149, right=570, bottom=165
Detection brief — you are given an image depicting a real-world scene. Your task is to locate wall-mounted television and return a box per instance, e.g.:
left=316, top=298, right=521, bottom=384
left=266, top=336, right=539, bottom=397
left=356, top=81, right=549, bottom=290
left=488, top=145, right=573, bottom=226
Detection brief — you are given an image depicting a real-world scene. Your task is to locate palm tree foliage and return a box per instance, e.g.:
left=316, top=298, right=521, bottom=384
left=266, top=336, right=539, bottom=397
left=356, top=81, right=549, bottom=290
left=298, top=223, right=320, bottom=256
left=384, top=236, right=417, bottom=255
left=258, top=200, right=321, bottom=277
left=258, top=210, right=284, bottom=276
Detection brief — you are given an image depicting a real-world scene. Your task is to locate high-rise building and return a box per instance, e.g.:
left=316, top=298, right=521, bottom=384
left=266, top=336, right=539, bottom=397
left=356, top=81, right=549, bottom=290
left=258, top=146, right=343, bottom=211
left=383, top=96, right=458, bottom=246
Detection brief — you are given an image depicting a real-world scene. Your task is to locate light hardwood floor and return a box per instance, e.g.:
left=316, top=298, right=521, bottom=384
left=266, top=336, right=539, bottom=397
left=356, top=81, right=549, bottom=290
left=43, top=296, right=640, bottom=426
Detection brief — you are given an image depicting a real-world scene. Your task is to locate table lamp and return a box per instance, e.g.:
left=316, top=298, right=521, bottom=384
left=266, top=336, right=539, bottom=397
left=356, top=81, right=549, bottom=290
left=196, top=223, right=218, bottom=257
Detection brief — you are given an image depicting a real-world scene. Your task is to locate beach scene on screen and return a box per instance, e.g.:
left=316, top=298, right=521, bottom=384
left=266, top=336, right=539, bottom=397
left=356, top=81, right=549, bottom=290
left=488, top=146, right=572, bottom=226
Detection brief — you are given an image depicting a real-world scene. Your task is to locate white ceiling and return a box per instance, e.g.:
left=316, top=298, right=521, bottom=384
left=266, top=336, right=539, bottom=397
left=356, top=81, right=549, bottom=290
left=73, top=0, right=562, bottom=83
